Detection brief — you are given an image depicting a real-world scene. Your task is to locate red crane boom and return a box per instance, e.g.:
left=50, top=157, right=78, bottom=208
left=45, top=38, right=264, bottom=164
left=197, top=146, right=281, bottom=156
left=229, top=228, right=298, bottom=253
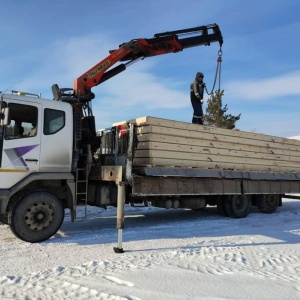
left=52, top=23, right=223, bottom=103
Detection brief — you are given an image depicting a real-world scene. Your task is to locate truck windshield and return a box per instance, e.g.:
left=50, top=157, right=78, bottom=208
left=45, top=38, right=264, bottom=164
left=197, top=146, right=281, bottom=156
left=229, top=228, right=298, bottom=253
left=5, top=103, right=38, bottom=139
left=0, top=100, right=6, bottom=167
left=0, top=100, right=6, bottom=129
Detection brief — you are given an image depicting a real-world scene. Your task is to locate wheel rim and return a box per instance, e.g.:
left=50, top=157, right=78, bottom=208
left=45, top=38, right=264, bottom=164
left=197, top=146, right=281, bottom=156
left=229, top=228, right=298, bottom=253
left=24, top=202, right=54, bottom=231
left=265, top=195, right=278, bottom=207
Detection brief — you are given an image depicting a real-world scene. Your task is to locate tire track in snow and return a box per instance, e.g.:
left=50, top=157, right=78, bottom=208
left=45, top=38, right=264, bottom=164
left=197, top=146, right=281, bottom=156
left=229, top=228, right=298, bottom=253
left=168, top=240, right=300, bottom=283
left=1, top=242, right=300, bottom=299
left=0, top=272, right=135, bottom=300
left=242, top=246, right=300, bottom=282
left=0, top=258, right=147, bottom=300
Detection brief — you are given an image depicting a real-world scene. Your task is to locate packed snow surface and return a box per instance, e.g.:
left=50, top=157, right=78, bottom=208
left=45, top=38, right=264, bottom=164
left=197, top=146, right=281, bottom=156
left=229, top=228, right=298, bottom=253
left=1, top=199, right=300, bottom=299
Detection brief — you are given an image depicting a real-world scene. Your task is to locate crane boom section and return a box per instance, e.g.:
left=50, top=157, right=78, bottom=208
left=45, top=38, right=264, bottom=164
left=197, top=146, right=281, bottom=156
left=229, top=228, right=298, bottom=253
left=73, top=23, right=223, bottom=99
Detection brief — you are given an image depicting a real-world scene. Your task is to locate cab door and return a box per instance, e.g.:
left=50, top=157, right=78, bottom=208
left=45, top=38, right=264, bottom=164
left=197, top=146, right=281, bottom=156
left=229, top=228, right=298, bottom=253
left=0, top=101, right=41, bottom=188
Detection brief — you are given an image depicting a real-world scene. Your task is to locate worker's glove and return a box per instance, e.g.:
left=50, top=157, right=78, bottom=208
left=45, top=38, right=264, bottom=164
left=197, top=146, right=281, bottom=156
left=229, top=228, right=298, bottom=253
left=202, top=83, right=206, bottom=88
left=200, top=99, right=204, bottom=104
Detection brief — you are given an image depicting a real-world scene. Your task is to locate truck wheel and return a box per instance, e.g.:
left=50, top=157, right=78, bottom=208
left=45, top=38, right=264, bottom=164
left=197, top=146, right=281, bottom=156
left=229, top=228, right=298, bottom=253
left=224, top=195, right=251, bottom=218
left=0, top=214, right=8, bottom=224
left=9, top=191, right=64, bottom=243
left=257, top=195, right=279, bottom=214
left=217, top=196, right=228, bottom=216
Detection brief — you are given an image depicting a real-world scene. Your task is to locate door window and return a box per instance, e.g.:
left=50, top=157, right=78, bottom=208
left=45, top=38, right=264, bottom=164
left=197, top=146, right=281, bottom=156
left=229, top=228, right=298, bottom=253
left=44, top=109, right=65, bottom=135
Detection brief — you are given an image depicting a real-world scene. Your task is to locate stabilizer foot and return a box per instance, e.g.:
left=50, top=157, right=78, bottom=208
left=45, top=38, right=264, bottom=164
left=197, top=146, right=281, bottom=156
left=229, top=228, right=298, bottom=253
left=113, top=247, right=125, bottom=254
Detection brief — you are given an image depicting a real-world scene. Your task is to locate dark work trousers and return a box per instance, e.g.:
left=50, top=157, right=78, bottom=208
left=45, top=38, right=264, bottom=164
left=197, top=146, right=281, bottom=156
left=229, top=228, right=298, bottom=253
left=190, top=92, right=203, bottom=124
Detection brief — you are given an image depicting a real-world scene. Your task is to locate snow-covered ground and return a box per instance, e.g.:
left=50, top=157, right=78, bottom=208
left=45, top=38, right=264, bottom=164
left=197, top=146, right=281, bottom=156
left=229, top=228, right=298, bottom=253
left=1, top=199, right=300, bottom=300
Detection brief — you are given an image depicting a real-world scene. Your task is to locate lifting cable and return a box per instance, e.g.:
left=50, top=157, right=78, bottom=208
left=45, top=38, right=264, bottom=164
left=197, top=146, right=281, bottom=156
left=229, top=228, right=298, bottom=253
left=205, top=46, right=223, bottom=95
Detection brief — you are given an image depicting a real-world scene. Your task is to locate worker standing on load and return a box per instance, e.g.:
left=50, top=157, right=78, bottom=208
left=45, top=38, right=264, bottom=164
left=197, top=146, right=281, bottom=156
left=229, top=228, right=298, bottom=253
left=190, top=72, right=205, bottom=124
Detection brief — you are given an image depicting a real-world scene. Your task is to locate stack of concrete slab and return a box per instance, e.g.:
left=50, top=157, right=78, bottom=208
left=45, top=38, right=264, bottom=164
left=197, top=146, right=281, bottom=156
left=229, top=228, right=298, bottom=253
left=115, top=116, right=300, bottom=174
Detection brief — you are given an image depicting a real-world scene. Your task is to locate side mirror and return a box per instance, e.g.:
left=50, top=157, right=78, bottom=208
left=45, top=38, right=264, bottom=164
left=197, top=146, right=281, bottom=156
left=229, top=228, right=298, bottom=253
left=0, top=107, right=10, bottom=126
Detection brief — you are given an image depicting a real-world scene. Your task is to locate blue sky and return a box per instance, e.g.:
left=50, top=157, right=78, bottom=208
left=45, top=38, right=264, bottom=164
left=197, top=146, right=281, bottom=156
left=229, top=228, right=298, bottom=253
left=1, top=1, right=300, bottom=137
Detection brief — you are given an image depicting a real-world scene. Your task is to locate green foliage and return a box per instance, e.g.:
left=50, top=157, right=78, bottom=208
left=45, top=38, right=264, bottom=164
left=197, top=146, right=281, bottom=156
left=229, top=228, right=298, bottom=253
left=203, top=90, right=241, bottom=129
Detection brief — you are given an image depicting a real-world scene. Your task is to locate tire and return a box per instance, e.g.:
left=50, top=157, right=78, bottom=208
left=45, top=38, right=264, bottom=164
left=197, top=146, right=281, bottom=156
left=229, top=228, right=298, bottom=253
left=9, top=191, right=64, bottom=243
left=217, top=196, right=229, bottom=216
left=0, top=214, right=8, bottom=224
left=224, top=194, right=251, bottom=218
left=257, top=195, right=279, bottom=214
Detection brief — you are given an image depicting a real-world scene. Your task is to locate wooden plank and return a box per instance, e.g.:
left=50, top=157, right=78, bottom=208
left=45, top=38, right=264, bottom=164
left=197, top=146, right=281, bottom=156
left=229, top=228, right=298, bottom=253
left=134, top=149, right=299, bottom=169
left=133, top=157, right=299, bottom=173
left=136, top=141, right=300, bottom=163
left=136, top=133, right=300, bottom=157
left=115, top=116, right=300, bottom=146
left=136, top=125, right=300, bottom=152
left=112, top=116, right=300, bottom=174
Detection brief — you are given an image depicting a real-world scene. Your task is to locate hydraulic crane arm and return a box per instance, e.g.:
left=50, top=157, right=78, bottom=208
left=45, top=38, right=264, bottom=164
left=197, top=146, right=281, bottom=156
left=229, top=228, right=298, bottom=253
left=69, top=23, right=223, bottom=102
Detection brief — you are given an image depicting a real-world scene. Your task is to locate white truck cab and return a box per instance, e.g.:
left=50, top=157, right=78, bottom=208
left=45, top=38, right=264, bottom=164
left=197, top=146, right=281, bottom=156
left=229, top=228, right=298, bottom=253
left=0, top=92, right=73, bottom=186
left=0, top=92, right=76, bottom=242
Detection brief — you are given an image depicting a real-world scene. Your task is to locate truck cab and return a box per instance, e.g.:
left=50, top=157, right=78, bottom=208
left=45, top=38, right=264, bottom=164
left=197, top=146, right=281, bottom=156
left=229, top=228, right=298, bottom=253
left=0, top=92, right=76, bottom=241
left=0, top=92, right=74, bottom=184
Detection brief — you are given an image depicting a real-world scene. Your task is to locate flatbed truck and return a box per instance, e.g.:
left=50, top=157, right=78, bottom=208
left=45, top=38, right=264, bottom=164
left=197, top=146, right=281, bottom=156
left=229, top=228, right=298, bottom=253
left=1, top=23, right=299, bottom=246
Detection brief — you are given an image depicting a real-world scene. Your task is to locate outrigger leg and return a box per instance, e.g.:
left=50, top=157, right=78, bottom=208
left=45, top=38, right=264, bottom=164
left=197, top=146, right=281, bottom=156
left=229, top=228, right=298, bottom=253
left=113, top=181, right=125, bottom=253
